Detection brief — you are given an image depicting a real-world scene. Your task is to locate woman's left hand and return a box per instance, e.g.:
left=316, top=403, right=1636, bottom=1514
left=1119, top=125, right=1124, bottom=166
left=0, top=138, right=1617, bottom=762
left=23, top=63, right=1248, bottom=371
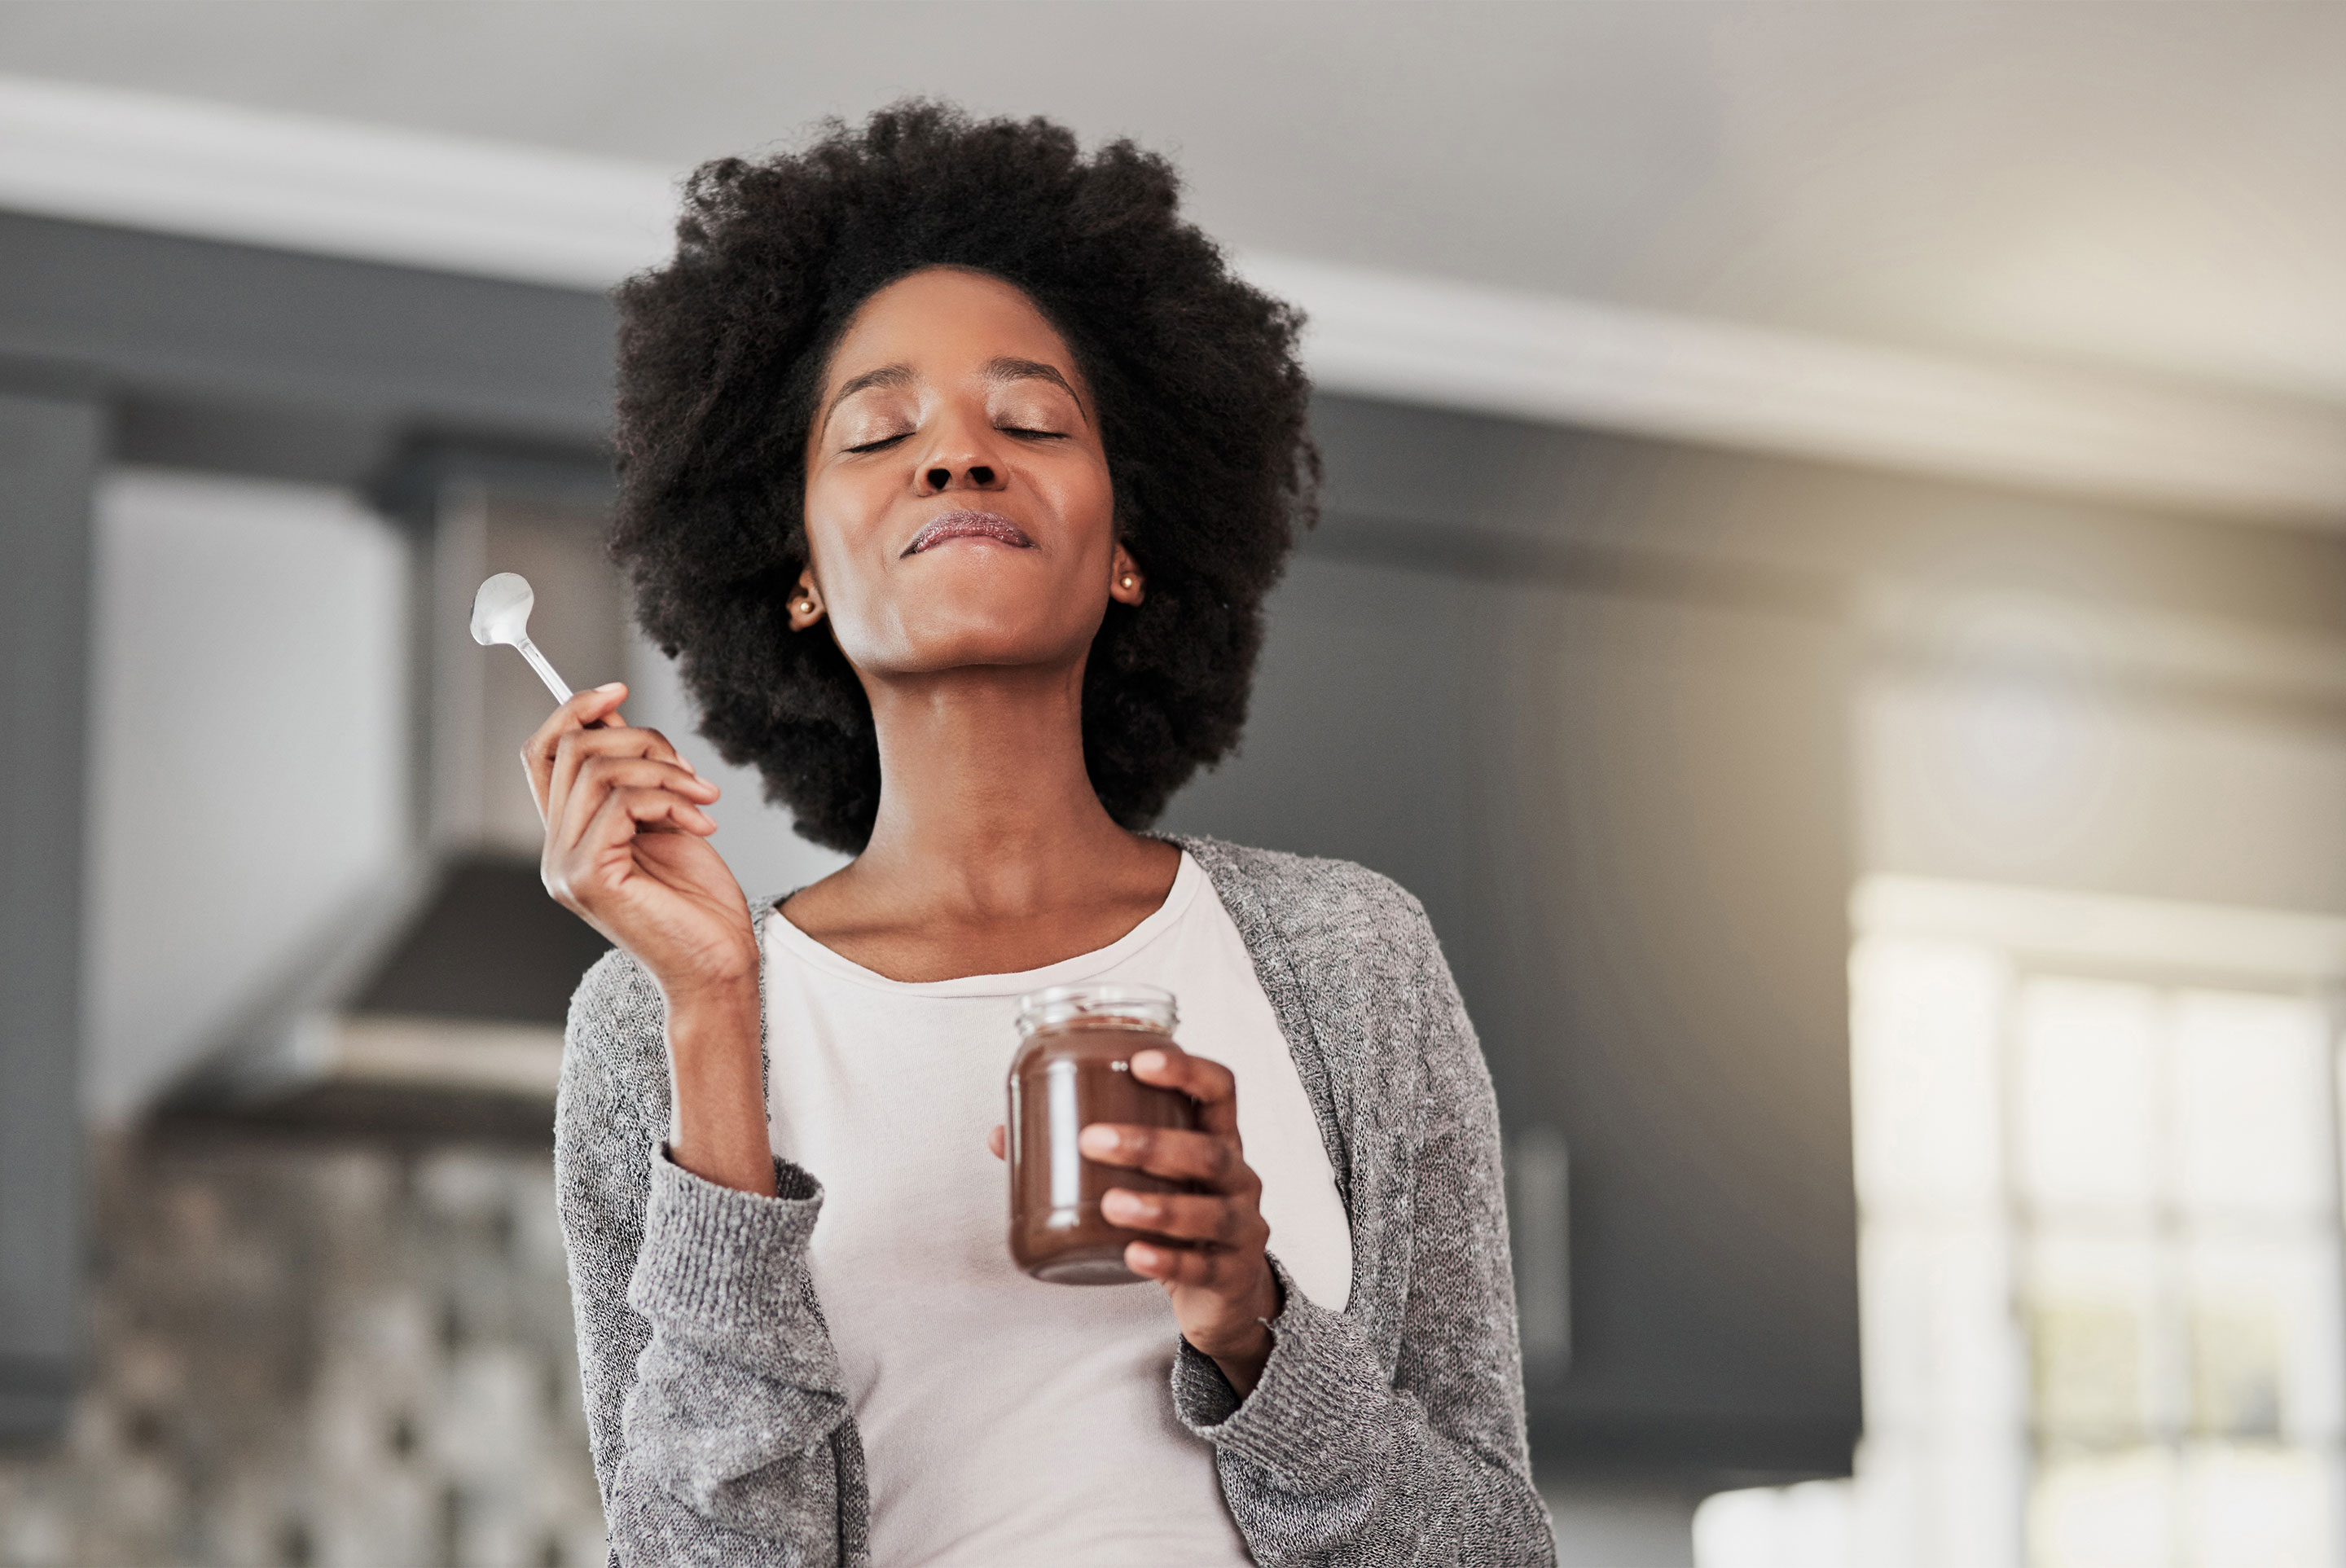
left=1090, top=1046, right=1281, bottom=1395
left=987, top=1043, right=1281, bottom=1395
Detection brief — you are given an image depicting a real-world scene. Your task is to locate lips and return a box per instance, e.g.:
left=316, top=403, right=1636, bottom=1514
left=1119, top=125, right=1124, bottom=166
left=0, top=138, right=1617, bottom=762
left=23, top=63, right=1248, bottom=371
left=903, top=511, right=1035, bottom=556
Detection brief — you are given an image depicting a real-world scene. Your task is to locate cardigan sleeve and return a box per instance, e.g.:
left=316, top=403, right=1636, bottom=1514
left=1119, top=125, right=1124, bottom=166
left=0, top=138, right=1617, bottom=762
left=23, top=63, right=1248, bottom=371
left=1168, top=905, right=1557, bottom=1566
left=554, top=951, right=865, bottom=1567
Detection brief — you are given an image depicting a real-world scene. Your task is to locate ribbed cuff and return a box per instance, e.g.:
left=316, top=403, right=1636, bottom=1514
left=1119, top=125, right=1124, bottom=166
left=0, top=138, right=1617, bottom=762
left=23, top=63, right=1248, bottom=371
left=1171, top=1255, right=1391, bottom=1492
left=1171, top=1338, right=1243, bottom=1427
left=626, top=1145, right=835, bottom=1381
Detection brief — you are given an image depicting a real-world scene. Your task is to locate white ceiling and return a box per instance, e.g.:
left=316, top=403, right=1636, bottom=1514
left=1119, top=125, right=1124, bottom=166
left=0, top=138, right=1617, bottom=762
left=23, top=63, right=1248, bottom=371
left=2, top=0, right=2342, bottom=409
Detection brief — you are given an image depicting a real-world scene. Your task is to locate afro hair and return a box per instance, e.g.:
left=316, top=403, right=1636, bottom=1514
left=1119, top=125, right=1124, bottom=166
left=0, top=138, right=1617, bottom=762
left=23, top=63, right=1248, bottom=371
left=608, top=100, right=1319, bottom=854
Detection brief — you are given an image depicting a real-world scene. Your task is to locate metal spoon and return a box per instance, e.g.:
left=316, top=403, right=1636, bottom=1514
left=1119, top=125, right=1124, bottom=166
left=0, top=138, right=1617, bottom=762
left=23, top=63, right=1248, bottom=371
left=470, top=572, right=574, bottom=705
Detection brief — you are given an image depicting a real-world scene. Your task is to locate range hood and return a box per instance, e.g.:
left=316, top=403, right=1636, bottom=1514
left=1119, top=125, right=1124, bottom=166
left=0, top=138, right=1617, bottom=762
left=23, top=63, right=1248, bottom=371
left=170, top=448, right=624, bottom=1137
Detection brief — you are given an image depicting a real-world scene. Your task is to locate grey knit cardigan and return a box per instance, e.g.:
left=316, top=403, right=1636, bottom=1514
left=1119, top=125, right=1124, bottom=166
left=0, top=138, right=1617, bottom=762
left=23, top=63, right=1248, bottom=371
left=554, top=834, right=1557, bottom=1566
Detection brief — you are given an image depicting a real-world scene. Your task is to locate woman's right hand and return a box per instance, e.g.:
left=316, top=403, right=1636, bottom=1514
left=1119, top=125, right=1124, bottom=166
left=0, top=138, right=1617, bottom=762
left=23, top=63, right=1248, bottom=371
left=525, top=683, right=756, bottom=1004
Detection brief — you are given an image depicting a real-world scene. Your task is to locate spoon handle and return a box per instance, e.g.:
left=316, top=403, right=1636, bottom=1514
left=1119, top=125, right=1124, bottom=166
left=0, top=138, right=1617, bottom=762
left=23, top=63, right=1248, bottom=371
left=514, top=636, right=574, bottom=705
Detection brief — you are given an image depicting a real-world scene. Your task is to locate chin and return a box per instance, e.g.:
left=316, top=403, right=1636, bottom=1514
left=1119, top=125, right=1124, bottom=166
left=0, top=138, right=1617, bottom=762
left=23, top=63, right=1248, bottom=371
left=865, top=605, right=1093, bottom=674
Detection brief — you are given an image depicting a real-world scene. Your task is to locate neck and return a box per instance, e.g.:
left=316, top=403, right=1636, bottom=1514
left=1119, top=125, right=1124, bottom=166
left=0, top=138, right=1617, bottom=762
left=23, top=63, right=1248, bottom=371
left=851, top=661, right=1140, bottom=917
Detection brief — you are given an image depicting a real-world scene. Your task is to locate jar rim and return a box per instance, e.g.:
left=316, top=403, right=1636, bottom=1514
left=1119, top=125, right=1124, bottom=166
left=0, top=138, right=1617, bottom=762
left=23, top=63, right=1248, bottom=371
left=1015, top=982, right=1177, bottom=1034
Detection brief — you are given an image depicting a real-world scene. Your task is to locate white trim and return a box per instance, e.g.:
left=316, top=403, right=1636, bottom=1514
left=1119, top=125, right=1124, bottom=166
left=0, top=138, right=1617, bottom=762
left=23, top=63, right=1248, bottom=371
left=1854, top=874, right=2346, bottom=983
left=4, top=72, right=2344, bottom=521
left=1247, top=256, right=2346, bottom=523
left=0, top=72, right=678, bottom=289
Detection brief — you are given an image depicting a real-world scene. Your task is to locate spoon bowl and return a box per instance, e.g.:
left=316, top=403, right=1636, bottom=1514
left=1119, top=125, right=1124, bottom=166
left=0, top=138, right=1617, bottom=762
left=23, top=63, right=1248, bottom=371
left=470, top=572, right=537, bottom=648
left=469, top=572, right=576, bottom=705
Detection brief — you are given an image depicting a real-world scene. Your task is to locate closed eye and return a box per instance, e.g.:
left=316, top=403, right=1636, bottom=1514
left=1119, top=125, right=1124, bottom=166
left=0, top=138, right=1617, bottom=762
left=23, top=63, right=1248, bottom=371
left=845, top=432, right=912, bottom=454
left=999, top=426, right=1069, bottom=441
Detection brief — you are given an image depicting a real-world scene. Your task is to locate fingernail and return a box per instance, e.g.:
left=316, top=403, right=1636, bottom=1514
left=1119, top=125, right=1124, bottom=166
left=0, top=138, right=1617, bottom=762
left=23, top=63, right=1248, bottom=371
left=595, top=681, right=625, bottom=694
left=1102, top=1190, right=1140, bottom=1221
left=1133, top=1050, right=1165, bottom=1074
left=1079, top=1125, right=1118, bottom=1156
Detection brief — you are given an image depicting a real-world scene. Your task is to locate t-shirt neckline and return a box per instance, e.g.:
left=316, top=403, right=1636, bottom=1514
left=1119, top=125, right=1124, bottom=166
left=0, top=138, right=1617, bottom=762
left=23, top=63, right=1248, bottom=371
left=762, top=850, right=1205, bottom=998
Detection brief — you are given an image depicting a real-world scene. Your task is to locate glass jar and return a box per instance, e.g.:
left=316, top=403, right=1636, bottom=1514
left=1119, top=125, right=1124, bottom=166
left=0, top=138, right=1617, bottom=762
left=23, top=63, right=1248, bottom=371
left=1006, top=983, right=1195, bottom=1285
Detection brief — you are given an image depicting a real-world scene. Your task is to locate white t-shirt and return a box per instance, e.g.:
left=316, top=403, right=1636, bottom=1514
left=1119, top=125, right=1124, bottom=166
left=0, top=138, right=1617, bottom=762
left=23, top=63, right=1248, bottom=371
left=761, top=851, right=1352, bottom=1566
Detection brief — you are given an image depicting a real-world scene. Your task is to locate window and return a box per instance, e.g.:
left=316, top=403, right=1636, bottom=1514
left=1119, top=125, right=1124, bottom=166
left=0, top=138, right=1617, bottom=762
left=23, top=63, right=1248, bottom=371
left=1699, top=878, right=2346, bottom=1568
left=2015, top=978, right=2338, bottom=1568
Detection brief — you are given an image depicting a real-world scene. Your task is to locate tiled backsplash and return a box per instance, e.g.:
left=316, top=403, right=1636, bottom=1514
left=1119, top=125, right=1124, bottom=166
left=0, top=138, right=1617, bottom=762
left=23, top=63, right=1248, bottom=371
left=0, top=1130, right=604, bottom=1567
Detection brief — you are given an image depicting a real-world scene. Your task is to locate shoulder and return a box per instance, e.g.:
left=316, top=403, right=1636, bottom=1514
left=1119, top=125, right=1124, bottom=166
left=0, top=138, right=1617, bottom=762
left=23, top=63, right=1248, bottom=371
left=1173, top=834, right=1440, bottom=963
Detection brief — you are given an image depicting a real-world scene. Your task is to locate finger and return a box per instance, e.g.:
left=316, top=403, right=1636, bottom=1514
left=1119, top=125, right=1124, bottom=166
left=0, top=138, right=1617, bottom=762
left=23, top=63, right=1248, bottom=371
left=565, top=788, right=718, bottom=877
left=1102, top=1188, right=1264, bottom=1250
left=523, top=683, right=628, bottom=823
left=546, top=781, right=716, bottom=914
left=550, top=720, right=690, bottom=799
left=986, top=1125, right=1006, bottom=1162
left=1124, top=1239, right=1253, bottom=1292
left=562, top=788, right=719, bottom=904
left=576, top=753, right=718, bottom=801
left=543, top=700, right=644, bottom=824
left=547, top=723, right=698, bottom=841
left=1129, top=1047, right=1240, bottom=1138
left=1079, top=1123, right=1252, bottom=1192
left=555, top=756, right=719, bottom=858
left=587, top=679, right=629, bottom=732
left=611, top=785, right=718, bottom=837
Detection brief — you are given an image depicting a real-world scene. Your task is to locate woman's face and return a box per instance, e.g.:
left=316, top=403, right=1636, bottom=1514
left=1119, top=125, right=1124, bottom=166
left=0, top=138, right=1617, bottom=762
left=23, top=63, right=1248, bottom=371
left=797, top=266, right=1136, bottom=680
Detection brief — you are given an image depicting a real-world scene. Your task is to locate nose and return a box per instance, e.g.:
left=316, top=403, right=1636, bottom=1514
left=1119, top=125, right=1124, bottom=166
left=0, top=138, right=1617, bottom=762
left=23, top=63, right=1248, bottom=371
left=916, top=459, right=1001, bottom=495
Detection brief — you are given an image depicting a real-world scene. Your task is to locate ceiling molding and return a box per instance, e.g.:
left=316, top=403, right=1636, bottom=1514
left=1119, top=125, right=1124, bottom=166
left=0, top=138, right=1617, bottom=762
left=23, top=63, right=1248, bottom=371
left=4, top=72, right=2343, bottom=524
left=1250, top=257, right=2346, bottom=525
left=0, top=72, right=677, bottom=288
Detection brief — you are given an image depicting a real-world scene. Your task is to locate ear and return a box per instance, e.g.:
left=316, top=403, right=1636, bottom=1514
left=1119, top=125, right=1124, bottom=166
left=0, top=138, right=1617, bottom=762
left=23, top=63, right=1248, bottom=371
left=1109, top=544, right=1144, bottom=607
left=789, top=567, right=826, bottom=630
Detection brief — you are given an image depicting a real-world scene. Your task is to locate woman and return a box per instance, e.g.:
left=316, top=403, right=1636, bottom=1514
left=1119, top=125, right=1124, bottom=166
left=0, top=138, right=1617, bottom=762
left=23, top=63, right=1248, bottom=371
left=541, top=103, right=1553, bottom=1566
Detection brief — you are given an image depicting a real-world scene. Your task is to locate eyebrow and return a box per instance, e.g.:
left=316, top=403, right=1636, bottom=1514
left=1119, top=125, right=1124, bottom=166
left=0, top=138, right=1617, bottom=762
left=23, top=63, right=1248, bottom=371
left=982, top=357, right=1086, bottom=416
left=821, top=363, right=916, bottom=435
left=820, top=356, right=1089, bottom=438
